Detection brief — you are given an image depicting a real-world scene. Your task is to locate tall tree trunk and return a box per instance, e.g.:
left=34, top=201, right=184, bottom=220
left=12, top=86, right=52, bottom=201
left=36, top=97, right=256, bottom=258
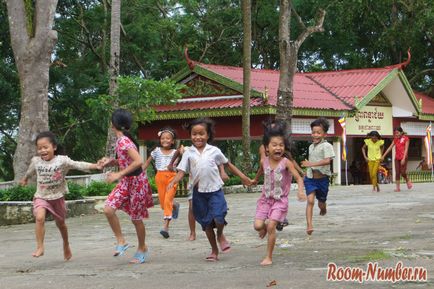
left=6, top=0, right=58, bottom=181
left=241, top=0, right=252, bottom=173
left=105, top=0, right=121, bottom=160
left=276, top=0, right=325, bottom=142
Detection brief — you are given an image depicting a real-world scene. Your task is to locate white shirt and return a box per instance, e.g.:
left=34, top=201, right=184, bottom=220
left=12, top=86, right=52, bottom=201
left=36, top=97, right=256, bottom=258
left=177, top=144, right=228, bottom=193
left=150, top=147, right=176, bottom=171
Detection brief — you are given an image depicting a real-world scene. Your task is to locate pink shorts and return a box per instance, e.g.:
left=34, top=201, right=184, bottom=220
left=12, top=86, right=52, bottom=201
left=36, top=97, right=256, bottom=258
left=255, top=195, right=288, bottom=222
left=33, top=197, right=67, bottom=222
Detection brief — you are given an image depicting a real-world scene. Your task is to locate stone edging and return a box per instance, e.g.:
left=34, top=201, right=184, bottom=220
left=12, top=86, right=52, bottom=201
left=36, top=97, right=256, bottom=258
left=0, top=199, right=97, bottom=226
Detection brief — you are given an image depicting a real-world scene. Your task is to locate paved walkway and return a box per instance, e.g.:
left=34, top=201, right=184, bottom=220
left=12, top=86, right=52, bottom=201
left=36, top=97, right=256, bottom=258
left=1, top=183, right=433, bottom=288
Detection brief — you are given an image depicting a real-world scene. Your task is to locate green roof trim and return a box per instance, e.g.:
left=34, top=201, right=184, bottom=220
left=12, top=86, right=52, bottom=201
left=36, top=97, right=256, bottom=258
left=170, top=66, right=192, bottom=83
left=397, top=70, right=422, bottom=114
left=356, top=69, right=398, bottom=110
left=419, top=113, right=434, bottom=121
left=149, top=105, right=350, bottom=121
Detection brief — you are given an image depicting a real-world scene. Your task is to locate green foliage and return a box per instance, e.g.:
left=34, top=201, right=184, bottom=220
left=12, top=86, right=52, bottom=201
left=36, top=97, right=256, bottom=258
left=80, top=181, right=115, bottom=197
left=65, top=182, right=84, bottom=200
left=148, top=177, right=157, bottom=193
left=0, top=185, right=36, bottom=201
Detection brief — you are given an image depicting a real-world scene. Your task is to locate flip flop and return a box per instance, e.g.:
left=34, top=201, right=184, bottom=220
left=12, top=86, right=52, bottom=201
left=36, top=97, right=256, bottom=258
left=205, top=252, right=219, bottom=262
left=160, top=230, right=170, bottom=239
left=172, top=202, right=180, bottom=219
left=129, top=250, right=150, bottom=264
left=113, top=243, right=129, bottom=257
left=276, top=218, right=289, bottom=231
left=218, top=239, right=231, bottom=253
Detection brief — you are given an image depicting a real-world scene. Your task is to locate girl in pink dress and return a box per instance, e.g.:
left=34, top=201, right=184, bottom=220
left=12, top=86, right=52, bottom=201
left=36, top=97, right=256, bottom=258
left=253, top=121, right=305, bottom=266
left=102, top=109, right=153, bottom=264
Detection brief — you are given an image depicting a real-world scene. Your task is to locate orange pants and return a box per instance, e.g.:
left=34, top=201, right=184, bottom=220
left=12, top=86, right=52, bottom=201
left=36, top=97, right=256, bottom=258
left=155, top=171, right=177, bottom=219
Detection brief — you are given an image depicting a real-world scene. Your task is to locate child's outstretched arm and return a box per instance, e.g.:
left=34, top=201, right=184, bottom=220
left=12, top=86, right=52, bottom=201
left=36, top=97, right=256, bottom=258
left=106, top=148, right=143, bottom=183
left=381, top=142, right=395, bottom=161
left=219, top=164, right=229, bottom=182
left=142, top=155, right=153, bottom=171
left=286, top=159, right=306, bottom=201
left=292, top=159, right=305, bottom=177
left=167, top=146, right=183, bottom=171
left=361, top=144, right=368, bottom=161
left=252, top=160, right=264, bottom=185
left=19, top=157, right=37, bottom=186
left=167, top=170, right=186, bottom=191
left=225, top=162, right=251, bottom=186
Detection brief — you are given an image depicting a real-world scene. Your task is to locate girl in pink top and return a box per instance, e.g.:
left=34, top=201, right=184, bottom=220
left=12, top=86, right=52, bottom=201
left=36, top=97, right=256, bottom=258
left=253, top=121, right=305, bottom=266
left=382, top=127, right=413, bottom=192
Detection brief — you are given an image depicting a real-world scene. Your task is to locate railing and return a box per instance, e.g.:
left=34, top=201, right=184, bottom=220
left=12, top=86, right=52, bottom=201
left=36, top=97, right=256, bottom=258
left=400, top=171, right=434, bottom=183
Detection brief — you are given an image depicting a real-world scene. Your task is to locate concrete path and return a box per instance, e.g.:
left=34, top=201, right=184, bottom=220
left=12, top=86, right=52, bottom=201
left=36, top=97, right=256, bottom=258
left=1, top=183, right=433, bottom=288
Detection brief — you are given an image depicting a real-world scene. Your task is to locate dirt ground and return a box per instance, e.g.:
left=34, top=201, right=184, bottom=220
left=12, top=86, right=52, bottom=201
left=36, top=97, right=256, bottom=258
left=0, top=183, right=433, bottom=289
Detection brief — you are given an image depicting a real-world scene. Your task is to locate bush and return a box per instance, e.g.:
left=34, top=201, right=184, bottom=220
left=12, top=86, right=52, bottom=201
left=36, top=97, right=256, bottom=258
left=0, top=183, right=85, bottom=201
left=65, top=182, right=84, bottom=200
left=148, top=178, right=157, bottom=193
left=80, top=181, right=115, bottom=197
left=0, top=185, right=36, bottom=201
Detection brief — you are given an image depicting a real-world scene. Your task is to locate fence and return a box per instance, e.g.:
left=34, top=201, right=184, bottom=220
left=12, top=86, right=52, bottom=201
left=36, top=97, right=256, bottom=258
left=400, top=171, right=434, bottom=183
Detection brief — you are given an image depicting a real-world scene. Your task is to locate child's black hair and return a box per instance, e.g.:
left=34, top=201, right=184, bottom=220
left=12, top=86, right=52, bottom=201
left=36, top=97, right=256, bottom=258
left=262, top=120, right=293, bottom=160
left=111, top=108, right=140, bottom=149
left=394, top=126, right=405, bottom=134
left=310, top=117, right=330, bottom=133
left=35, top=131, right=65, bottom=155
left=157, top=127, right=177, bottom=149
left=367, top=130, right=381, bottom=139
left=185, top=117, right=215, bottom=143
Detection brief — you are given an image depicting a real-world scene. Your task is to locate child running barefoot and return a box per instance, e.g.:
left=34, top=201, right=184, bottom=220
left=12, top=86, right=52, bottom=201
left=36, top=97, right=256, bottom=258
left=253, top=121, right=305, bottom=266
left=20, top=131, right=102, bottom=260
left=169, top=144, right=229, bottom=241
left=381, top=127, right=413, bottom=192
left=143, top=127, right=180, bottom=239
left=361, top=131, right=384, bottom=192
left=101, top=109, right=154, bottom=264
left=168, top=118, right=250, bottom=261
left=301, top=118, right=335, bottom=235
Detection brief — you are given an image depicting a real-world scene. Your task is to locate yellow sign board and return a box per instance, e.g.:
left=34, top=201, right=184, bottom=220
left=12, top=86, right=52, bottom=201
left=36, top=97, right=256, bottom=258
left=346, top=106, right=393, bottom=136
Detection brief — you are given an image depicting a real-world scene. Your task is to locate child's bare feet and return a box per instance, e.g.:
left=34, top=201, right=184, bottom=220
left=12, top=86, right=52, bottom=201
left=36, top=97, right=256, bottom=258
left=63, top=243, right=72, bottom=261
left=260, top=257, right=273, bottom=266
left=306, top=227, right=314, bottom=235
left=406, top=181, right=413, bottom=189
left=394, top=188, right=401, bottom=192
left=32, top=247, right=44, bottom=257
left=318, top=202, right=327, bottom=216
left=188, top=233, right=196, bottom=241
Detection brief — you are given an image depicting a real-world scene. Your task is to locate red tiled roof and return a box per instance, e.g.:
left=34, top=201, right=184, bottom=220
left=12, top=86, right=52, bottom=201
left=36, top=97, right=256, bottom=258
left=156, top=62, right=397, bottom=113
left=414, top=91, right=434, bottom=115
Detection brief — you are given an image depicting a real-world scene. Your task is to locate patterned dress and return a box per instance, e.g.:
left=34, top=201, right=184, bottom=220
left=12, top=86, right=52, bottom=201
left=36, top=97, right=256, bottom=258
left=106, top=136, right=153, bottom=220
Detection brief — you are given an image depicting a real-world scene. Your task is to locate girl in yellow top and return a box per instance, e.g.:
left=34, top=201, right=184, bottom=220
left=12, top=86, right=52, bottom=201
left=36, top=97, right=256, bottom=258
left=361, top=131, right=384, bottom=192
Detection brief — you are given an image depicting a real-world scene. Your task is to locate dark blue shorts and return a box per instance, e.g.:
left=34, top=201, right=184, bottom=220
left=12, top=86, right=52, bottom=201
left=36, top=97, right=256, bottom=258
left=192, top=188, right=227, bottom=231
left=304, top=176, right=329, bottom=202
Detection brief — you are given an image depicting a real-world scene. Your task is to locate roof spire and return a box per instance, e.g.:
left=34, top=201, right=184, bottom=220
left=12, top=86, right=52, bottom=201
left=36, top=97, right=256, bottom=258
left=386, top=48, right=411, bottom=69
left=184, top=47, right=196, bottom=70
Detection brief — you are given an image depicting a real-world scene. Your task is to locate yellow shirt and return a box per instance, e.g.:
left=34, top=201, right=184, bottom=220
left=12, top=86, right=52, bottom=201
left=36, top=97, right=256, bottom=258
left=364, top=139, right=384, bottom=161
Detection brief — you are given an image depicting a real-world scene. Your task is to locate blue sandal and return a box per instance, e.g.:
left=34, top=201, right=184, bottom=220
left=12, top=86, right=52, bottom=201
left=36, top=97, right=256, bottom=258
left=129, top=250, right=150, bottom=264
left=113, top=243, right=130, bottom=257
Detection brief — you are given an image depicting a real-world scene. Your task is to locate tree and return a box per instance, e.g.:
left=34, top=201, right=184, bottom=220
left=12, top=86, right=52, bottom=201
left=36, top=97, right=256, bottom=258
left=241, top=0, right=252, bottom=173
left=104, top=0, right=121, bottom=161
left=5, top=0, right=59, bottom=181
left=276, top=0, right=325, bottom=137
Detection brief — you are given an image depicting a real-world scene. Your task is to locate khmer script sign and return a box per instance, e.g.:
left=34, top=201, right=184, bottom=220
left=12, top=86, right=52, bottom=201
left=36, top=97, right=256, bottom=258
left=346, top=106, right=393, bottom=136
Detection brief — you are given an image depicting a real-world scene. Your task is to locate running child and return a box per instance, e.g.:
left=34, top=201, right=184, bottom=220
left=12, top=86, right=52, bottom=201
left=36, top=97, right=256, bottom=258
left=361, top=131, right=384, bottom=192
left=301, top=117, right=335, bottom=235
left=20, top=131, right=103, bottom=260
left=143, top=127, right=180, bottom=239
left=168, top=144, right=229, bottom=241
left=168, top=117, right=250, bottom=261
left=381, top=127, right=413, bottom=192
left=101, top=108, right=154, bottom=264
left=253, top=121, right=305, bottom=266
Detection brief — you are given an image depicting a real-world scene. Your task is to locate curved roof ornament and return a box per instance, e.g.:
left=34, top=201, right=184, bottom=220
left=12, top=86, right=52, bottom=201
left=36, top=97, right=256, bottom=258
left=386, top=48, right=411, bottom=69
left=184, top=47, right=196, bottom=70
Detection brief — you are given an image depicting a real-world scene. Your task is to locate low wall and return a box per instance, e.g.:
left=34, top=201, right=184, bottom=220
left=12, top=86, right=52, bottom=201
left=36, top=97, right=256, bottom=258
left=0, top=199, right=97, bottom=226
